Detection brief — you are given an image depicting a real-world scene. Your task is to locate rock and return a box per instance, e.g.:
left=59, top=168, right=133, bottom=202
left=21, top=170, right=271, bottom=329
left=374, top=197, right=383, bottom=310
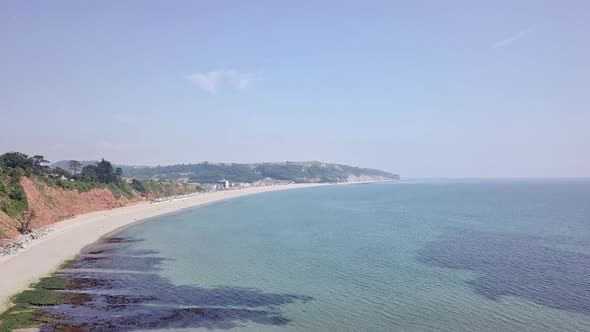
left=0, top=226, right=54, bottom=258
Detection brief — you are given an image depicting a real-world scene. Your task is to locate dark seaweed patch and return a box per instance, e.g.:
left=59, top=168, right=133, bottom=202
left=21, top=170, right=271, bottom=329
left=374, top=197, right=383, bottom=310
left=68, top=255, right=168, bottom=271
left=417, top=229, right=590, bottom=315
left=34, top=234, right=313, bottom=331
left=102, top=237, right=143, bottom=244
left=85, top=248, right=159, bottom=256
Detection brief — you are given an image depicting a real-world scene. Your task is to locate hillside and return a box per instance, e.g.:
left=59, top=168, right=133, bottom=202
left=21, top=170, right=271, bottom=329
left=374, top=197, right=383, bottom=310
left=51, top=161, right=400, bottom=183
left=1, top=153, right=202, bottom=240
left=0, top=177, right=200, bottom=240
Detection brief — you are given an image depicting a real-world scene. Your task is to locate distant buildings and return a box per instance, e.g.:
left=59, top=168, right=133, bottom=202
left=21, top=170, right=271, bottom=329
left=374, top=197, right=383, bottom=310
left=254, top=178, right=294, bottom=186
left=197, top=178, right=293, bottom=192
left=218, top=179, right=230, bottom=189
left=121, top=177, right=135, bottom=184
left=200, top=183, right=219, bottom=192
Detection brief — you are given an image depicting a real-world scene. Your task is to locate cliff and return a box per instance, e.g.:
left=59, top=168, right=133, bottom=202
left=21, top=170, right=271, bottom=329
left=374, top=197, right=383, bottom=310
left=20, top=177, right=139, bottom=230
left=0, top=177, right=201, bottom=241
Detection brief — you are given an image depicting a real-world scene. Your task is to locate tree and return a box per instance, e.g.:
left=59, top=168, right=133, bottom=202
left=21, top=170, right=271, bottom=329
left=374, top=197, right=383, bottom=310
left=68, top=160, right=83, bottom=176
left=96, top=159, right=115, bottom=184
left=31, top=155, right=49, bottom=167
left=115, top=167, right=123, bottom=179
left=0, top=152, right=32, bottom=169
left=30, top=155, right=50, bottom=175
left=53, top=167, right=71, bottom=178
left=131, top=179, right=148, bottom=193
left=81, top=164, right=98, bottom=182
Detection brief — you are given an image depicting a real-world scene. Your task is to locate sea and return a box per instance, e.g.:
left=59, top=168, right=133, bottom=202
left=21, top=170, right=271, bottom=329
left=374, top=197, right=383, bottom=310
left=47, top=180, right=590, bottom=331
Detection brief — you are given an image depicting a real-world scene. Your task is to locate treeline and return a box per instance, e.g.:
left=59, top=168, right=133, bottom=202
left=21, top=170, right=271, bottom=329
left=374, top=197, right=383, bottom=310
left=120, top=161, right=400, bottom=183
left=0, top=152, right=123, bottom=185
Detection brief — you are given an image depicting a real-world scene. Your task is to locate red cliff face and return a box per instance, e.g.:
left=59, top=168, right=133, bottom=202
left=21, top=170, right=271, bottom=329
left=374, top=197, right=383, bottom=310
left=0, top=178, right=198, bottom=241
left=18, top=177, right=141, bottom=230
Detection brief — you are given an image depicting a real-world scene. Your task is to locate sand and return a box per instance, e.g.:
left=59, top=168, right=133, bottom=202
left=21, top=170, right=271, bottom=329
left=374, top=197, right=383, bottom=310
left=0, top=183, right=325, bottom=309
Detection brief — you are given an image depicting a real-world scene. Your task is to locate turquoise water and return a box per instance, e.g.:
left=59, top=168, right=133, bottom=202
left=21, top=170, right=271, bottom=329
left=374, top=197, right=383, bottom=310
left=54, top=180, right=590, bottom=331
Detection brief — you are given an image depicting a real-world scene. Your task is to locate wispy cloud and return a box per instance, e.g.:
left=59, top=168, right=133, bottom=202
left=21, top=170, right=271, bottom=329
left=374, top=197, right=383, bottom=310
left=493, top=28, right=533, bottom=49
left=186, top=69, right=257, bottom=94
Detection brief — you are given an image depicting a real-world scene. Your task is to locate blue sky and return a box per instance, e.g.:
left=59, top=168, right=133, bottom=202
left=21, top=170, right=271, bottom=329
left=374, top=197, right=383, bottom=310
left=1, top=1, right=589, bottom=177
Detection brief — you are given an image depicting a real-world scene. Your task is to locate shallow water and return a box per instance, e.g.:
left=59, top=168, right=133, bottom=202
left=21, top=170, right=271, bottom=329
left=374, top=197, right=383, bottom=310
left=47, top=180, right=590, bottom=331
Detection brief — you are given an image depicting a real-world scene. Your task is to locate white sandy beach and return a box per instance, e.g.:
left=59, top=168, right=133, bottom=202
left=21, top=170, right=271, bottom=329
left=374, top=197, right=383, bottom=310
left=0, top=183, right=325, bottom=309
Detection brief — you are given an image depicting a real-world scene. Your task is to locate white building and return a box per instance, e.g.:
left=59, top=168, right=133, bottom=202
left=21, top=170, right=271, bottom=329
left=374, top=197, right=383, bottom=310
left=218, top=179, right=230, bottom=189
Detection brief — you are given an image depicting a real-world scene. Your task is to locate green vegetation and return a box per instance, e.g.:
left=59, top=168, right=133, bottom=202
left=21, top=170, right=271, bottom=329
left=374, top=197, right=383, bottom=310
left=32, top=276, right=68, bottom=291
left=13, top=289, right=62, bottom=306
left=118, top=181, right=135, bottom=199
left=107, top=182, right=134, bottom=200
left=79, top=159, right=119, bottom=184
left=0, top=157, right=28, bottom=218
left=53, top=159, right=400, bottom=184
left=130, top=178, right=149, bottom=193
left=187, top=163, right=263, bottom=183
left=131, top=179, right=201, bottom=197
left=43, top=177, right=102, bottom=193
left=117, top=161, right=399, bottom=183
left=67, top=160, right=83, bottom=176
left=58, top=259, right=76, bottom=269
left=254, top=162, right=399, bottom=183
left=0, top=304, right=41, bottom=332
left=116, top=162, right=263, bottom=182
left=0, top=276, right=70, bottom=331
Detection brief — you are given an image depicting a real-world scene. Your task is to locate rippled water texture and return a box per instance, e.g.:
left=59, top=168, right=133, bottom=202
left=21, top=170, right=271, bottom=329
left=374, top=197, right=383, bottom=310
left=41, top=180, right=590, bottom=331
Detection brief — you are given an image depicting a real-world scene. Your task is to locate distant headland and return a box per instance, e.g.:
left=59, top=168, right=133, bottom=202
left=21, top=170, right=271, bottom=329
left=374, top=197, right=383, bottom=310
left=50, top=160, right=400, bottom=184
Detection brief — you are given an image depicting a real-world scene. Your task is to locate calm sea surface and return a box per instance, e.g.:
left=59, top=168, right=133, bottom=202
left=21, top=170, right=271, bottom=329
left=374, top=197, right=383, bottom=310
left=52, top=180, right=590, bottom=331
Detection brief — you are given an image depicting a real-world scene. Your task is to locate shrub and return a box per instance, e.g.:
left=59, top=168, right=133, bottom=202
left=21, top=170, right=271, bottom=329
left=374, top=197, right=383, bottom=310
left=43, top=177, right=101, bottom=193
left=1, top=199, right=27, bottom=218
left=0, top=174, right=28, bottom=218
left=107, top=182, right=135, bottom=200
left=107, top=183, right=122, bottom=199
left=131, top=179, right=148, bottom=193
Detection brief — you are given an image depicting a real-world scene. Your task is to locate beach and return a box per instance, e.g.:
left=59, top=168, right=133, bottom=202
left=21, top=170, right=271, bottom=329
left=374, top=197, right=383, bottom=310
left=0, top=183, right=324, bottom=309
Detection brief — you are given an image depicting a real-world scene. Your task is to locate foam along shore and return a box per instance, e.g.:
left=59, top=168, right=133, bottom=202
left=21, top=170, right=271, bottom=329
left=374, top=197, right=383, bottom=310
left=0, top=183, right=327, bottom=310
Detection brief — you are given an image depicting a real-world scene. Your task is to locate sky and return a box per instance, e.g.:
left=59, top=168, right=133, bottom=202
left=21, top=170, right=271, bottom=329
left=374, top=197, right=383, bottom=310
left=1, top=1, right=589, bottom=178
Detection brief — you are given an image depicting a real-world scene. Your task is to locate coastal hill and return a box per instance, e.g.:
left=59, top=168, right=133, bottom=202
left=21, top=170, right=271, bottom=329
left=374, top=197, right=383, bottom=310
left=52, top=160, right=400, bottom=183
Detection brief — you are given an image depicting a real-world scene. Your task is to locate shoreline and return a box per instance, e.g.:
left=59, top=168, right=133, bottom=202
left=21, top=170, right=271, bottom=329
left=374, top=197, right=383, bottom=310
left=0, top=182, right=333, bottom=310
